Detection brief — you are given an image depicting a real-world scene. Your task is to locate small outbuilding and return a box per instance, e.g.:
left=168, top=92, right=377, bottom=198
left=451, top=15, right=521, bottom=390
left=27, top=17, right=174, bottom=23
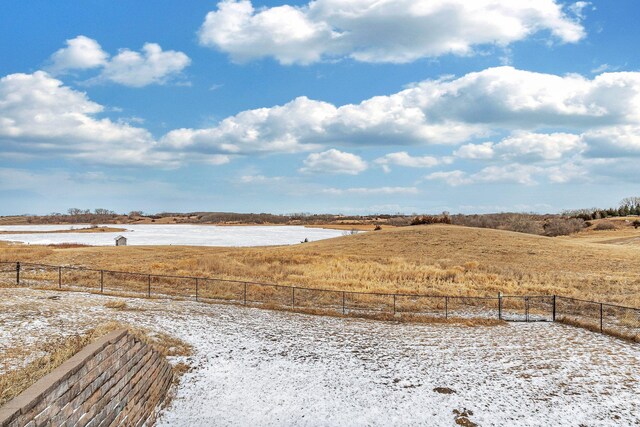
left=115, top=235, right=127, bottom=246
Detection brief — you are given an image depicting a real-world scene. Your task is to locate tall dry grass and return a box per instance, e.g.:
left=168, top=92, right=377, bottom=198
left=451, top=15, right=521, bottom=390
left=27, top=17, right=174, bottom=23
left=1, top=225, right=639, bottom=307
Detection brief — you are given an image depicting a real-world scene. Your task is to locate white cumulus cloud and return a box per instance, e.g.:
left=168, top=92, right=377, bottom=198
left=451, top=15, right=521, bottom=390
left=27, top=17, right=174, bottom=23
left=6, top=64, right=640, bottom=180
left=582, top=125, right=640, bottom=157
left=48, top=36, right=108, bottom=74
left=455, top=142, right=495, bottom=159
left=427, top=164, right=542, bottom=186
left=99, top=43, right=191, bottom=87
left=412, top=67, right=640, bottom=128
left=425, top=170, right=471, bottom=186
left=48, top=36, right=190, bottom=87
left=493, top=132, right=585, bottom=161
left=0, top=71, right=168, bottom=166
left=160, top=96, right=332, bottom=155
left=199, top=0, right=586, bottom=64
left=322, top=186, right=419, bottom=195
left=158, top=66, right=640, bottom=160
left=374, top=151, right=448, bottom=172
left=456, top=132, right=585, bottom=162
left=299, top=149, right=368, bottom=175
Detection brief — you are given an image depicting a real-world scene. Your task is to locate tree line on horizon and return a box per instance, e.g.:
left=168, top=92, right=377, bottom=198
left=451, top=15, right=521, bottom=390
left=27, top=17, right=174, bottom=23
left=7, top=196, right=639, bottom=236
left=564, top=197, right=640, bottom=220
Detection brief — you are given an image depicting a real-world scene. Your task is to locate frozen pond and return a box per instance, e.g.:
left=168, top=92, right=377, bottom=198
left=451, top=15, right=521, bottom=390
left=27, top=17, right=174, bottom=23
left=0, top=224, right=346, bottom=247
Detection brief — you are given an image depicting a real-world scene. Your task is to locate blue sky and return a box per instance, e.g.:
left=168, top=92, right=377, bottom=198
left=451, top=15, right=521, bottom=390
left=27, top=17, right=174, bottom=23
left=1, top=0, right=639, bottom=215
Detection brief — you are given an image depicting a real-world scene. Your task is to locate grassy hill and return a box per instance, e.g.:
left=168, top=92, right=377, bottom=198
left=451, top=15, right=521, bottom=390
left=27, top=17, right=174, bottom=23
left=1, top=224, right=639, bottom=306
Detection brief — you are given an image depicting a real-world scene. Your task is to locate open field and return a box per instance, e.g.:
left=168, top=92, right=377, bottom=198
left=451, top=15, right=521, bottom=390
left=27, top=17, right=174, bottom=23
left=1, top=224, right=639, bottom=307
left=0, top=288, right=638, bottom=426
left=559, top=217, right=640, bottom=246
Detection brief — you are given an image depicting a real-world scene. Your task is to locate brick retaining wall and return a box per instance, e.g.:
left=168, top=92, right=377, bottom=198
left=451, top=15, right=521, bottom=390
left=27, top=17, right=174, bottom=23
left=0, top=329, right=174, bottom=427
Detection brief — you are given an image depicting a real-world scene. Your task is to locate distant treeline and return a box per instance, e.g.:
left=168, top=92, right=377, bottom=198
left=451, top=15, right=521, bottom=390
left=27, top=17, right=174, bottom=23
left=12, top=209, right=413, bottom=226
left=8, top=197, right=639, bottom=237
left=451, top=213, right=586, bottom=237
left=564, top=197, right=640, bottom=220
left=20, top=208, right=122, bottom=224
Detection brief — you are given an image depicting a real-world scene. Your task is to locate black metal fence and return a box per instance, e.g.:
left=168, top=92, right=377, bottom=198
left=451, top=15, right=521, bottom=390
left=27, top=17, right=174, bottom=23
left=1, top=261, right=638, bottom=342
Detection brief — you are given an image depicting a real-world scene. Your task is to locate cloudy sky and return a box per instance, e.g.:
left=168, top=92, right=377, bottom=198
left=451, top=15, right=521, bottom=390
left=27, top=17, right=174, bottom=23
left=1, top=0, right=639, bottom=215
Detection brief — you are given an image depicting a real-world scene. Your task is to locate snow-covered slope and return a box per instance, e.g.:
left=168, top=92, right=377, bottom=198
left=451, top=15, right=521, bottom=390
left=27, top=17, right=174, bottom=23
left=1, top=288, right=638, bottom=426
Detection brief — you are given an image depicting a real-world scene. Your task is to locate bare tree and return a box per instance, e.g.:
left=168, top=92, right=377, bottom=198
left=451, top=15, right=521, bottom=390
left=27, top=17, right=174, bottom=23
left=620, top=197, right=640, bottom=207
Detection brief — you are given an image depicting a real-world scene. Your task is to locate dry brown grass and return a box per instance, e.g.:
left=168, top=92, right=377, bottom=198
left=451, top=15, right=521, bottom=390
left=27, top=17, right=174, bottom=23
left=0, top=323, right=121, bottom=405
left=104, top=300, right=142, bottom=311
left=304, top=224, right=386, bottom=231
left=47, top=243, right=93, bottom=249
left=0, top=321, right=191, bottom=406
left=2, top=224, right=639, bottom=307
left=557, top=317, right=640, bottom=343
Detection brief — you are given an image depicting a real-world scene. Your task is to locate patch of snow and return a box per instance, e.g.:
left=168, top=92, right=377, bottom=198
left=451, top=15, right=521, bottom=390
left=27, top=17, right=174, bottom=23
left=0, top=288, right=638, bottom=426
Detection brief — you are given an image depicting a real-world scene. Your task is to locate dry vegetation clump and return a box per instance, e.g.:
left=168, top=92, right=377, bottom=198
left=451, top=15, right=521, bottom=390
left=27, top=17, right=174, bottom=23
left=594, top=221, right=617, bottom=231
left=450, top=213, right=589, bottom=237
left=47, top=243, right=92, bottom=249
left=542, top=218, right=585, bottom=236
left=104, top=300, right=142, bottom=311
left=0, top=321, right=191, bottom=406
left=0, top=323, right=122, bottom=405
left=411, top=214, right=452, bottom=225
left=557, top=317, right=639, bottom=343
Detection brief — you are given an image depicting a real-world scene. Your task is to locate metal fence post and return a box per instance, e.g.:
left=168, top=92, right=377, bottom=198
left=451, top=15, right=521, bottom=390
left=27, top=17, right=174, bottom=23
left=498, top=292, right=502, bottom=320
left=292, top=287, right=295, bottom=309
left=195, top=278, right=199, bottom=302
left=445, top=296, right=449, bottom=319
left=147, top=275, right=151, bottom=298
left=342, top=291, right=346, bottom=315
left=243, top=282, right=247, bottom=305
left=393, top=294, right=396, bottom=315
left=600, top=303, right=603, bottom=333
left=16, top=262, right=20, bottom=285
left=525, top=297, right=529, bottom=322
left=552, top=295, right=556, bottom=321
left=100, top=270, right=104, bottom=293
left=58, top=266, right=62, bottom=288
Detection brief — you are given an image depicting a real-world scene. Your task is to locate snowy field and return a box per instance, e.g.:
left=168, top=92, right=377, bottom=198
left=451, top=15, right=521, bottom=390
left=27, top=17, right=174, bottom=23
left=1, top=288, right=639, bottom=427
left=0, top=224, right=345, bottom=246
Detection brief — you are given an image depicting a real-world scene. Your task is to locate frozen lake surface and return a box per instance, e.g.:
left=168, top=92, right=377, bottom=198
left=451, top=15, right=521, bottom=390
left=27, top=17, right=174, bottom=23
left=0, top=224, right=345, bottom=247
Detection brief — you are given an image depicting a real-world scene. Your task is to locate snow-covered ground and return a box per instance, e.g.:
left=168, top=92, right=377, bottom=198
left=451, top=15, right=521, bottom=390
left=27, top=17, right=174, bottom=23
left=1, top=288, right=638, bottom=426
left=0, top=224, right=345, bottom=246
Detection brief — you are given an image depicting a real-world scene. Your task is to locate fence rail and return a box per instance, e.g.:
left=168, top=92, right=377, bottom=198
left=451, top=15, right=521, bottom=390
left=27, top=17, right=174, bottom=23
left=1, top=261, right=638, bottom=342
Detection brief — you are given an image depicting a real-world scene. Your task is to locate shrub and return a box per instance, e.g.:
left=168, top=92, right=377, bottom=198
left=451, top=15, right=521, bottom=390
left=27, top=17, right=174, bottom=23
left=543, top=218, right=586, bottom=237
left=374, top=225, right=382, bottom=231
left=594, top=221, right=616, bottom=231
left=507, top=215, right=544, bottom=235
left=387, top=216, right=412, bottom=226
left=633, top=220, right=640, bottom=229
left=411, top=213, right=452, bottom=226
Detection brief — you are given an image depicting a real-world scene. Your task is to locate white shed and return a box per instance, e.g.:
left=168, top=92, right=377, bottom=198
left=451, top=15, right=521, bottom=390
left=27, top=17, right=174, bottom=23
left=115, top=235, right=127, bottom=246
